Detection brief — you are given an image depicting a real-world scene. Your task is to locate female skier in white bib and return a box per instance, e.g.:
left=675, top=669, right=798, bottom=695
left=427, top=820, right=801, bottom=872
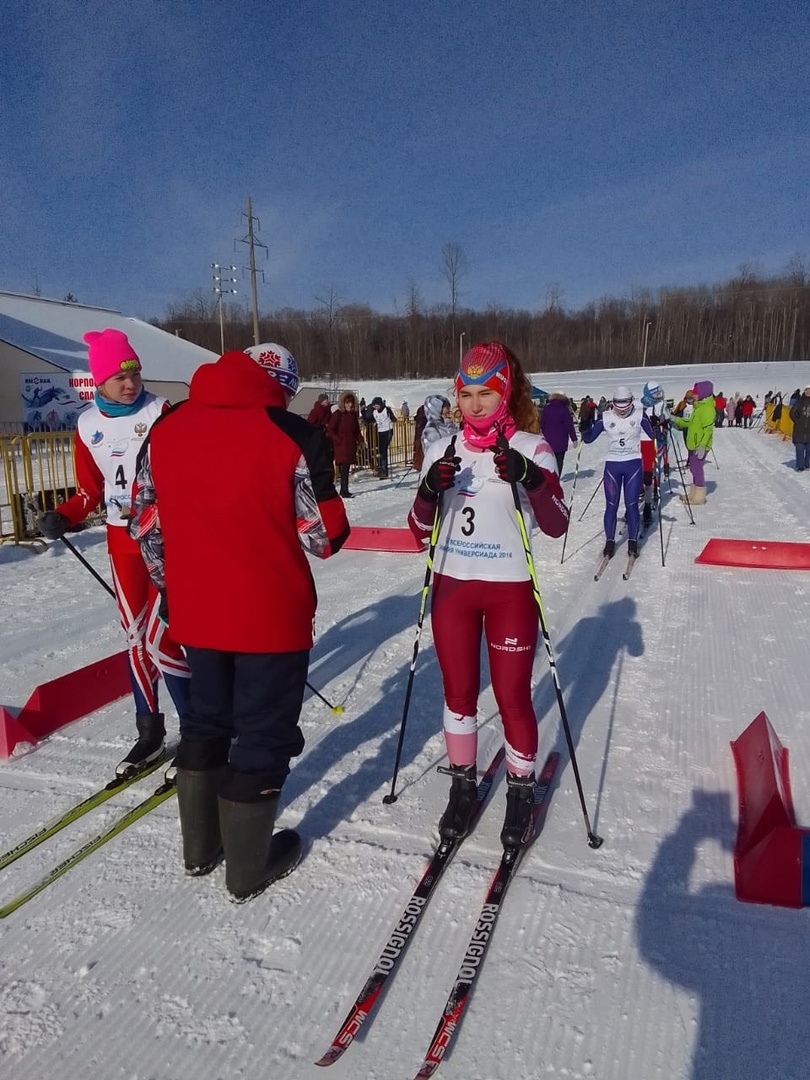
left=408, top=342, right=569, bottom=850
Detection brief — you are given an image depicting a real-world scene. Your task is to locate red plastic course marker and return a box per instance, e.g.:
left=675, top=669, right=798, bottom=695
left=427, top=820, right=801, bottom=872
left=696, top=538, right=810, bottom=571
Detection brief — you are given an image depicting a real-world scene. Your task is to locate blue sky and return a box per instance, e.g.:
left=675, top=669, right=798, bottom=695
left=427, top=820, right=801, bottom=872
left=2, top=0, right=808, bottom=320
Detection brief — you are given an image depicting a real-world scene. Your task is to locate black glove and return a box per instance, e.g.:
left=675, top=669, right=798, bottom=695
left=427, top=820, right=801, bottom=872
left=493, top=446, right=544, bottom=490
left=418, top=453, right=461, bottom=501
left=37, top=510, right=70, bottom=540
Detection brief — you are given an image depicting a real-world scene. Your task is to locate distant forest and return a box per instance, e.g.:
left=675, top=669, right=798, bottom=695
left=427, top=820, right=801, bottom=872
left=154, top=256, right=810, bottom=381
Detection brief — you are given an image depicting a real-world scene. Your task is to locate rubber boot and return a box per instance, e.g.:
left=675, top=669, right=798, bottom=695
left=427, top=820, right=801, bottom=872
left=176, top=768, right=226, bottom=876
left=116, top=712, right=166, bottom=778
left=437, top=764, right=478, bottom=841
left=500, top=772, right=536, bottom=850
left=218, top=796, right=301, bottom=903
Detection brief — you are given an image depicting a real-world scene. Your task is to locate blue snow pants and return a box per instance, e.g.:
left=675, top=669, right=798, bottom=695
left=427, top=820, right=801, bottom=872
left=604, top=458, right=643, bottom=542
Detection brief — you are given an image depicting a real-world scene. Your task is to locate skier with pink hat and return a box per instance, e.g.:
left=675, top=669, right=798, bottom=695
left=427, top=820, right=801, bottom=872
left=37, top=328, right=190, bottom=778
left=408, top=342, right=569, bottom=852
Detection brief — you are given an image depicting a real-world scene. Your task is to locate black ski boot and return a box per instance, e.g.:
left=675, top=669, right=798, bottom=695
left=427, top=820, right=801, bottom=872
left=176, top=767, right=226, bottom=876
left=218, top=795, right=301, bottom=902
left=642, top=503, right=652, bottom=528
left=437, top=763, right=478, bottom=842
left=602, top=539, right=616, bottom=559
left=115, top=712, right=166, bottom=778
left=628, top=539, right=639, bottom=558
left=500, top=772, right=536, bottom=851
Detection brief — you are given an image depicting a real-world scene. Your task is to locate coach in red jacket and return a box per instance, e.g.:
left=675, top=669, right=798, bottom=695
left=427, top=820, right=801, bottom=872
left=130, top=345, right=349, bottom=901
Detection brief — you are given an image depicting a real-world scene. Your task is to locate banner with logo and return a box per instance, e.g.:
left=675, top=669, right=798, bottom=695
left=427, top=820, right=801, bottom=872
left=20, top=373, right=95, bottom=432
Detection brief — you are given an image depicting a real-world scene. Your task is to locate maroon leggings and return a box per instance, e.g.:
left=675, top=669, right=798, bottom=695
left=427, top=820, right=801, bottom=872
left=431, top=573, right=540, bottom=768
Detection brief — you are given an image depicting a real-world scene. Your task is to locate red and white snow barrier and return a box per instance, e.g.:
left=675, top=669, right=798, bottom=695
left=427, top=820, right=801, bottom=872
left=696, top=538, right=810, bottom=571
left=730, top=712, right=810, bottom=908
left=0, top=651, right=130, bottom=759
left=342, top=526, right=423, bottom=553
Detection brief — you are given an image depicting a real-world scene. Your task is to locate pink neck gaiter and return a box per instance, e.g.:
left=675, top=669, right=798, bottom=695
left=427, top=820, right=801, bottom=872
left=461, top=403, right=517, bottom=450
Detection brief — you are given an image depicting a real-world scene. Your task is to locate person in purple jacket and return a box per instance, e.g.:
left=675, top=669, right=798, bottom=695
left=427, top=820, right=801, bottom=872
left=540, top=393, right=578, bottom=475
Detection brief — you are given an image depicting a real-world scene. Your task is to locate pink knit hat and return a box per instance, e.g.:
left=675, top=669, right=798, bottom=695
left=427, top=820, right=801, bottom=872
left=83, top=328, right=141, bottom=387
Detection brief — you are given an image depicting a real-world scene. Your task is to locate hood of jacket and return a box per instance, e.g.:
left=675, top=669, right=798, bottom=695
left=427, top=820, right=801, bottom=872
left=337, top=391, right=358, bottom=411
left=189, top=350, right=287, bottom=409
left=424, top=394, right=450, bottom=423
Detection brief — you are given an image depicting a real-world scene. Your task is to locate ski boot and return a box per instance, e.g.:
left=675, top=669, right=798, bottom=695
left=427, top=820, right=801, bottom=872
left=437, top=763, right=478, bottom=842
left=602, top=539, right=616, bottom=559
left=500, top=772, right=536, bottom=851
left=642, top=503, right=652, bottom=528
left=627, top=539, right=639, bottom=558
left=115, top=713, right=166, bottom=778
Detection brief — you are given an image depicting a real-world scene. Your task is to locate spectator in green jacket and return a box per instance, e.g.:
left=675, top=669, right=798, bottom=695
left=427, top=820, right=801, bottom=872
left=670, top=380, right=714, bottom=504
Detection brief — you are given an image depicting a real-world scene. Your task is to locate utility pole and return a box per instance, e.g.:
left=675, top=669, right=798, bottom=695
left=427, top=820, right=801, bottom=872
left=237, top=196, right=268, bottom=345
left=642, top=320, right=652, bottom=367
left=211, top=263, right=237, bottom=353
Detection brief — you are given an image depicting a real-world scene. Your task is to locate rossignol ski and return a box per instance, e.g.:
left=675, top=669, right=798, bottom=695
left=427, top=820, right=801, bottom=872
left=0, top=745, right=176, bottom=875
left=412, top=751, right=560, bottom=1079
left=0, top=778, right=176, bottom=919
left=315, top=747, right=506, bottom=1067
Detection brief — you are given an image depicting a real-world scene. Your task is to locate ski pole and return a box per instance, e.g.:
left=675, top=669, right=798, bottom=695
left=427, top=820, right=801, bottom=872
left=656, top=447, right=666, bottom=567
left=59, top=536, right=342, bottom=713
left=383, top=437, right=456, bottom=804
left=496, top=434, right=603, bottom=849
left=395, top=463, right=415, bottom=489
left=711, top=447, right=720, bottom=469
left=559, top=440, right=584, bottom=565
left=668, top=430, right=695, bottom=525
left=577, top=476, right=603, bottom=522
left=60, top=535, right=116, bottom=599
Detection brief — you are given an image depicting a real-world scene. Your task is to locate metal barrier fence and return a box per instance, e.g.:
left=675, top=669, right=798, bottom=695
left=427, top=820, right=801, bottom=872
left=0, top=420, right=421, bottom=544
left=0, top=431, right=103, bottom=545
left=358, top=418, right=416, bottom=473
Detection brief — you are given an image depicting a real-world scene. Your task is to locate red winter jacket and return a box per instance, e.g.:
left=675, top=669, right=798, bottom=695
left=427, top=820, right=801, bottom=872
left=130, top=351, right=350, bottom=653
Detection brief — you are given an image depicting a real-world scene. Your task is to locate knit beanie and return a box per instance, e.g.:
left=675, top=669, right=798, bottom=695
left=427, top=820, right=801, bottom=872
left=455, top=342, right=511, bottom=397
left=83, top=329, right=141, bottom=387
left=694, top=380, right=714, bottom=400
left=243, top=342, right=299, bottom=396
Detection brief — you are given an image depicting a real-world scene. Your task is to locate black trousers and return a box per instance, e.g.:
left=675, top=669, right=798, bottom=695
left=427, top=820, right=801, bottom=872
left=377, top=429, right=393, bottom=475
left=179, top=646, right=308, bottom=791
left=338, top=462, right=350, bottom=494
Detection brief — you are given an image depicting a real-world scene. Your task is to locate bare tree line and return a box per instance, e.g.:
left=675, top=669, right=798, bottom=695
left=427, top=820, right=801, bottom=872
left=154, top=252, right=810, bottom=380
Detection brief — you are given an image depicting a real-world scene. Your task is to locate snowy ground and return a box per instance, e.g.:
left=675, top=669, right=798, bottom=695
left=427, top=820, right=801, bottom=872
left=1, top=361, right=810, bottom=1080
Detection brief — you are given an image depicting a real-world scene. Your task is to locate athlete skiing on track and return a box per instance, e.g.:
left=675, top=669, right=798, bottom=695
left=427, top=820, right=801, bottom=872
left=408, top=341, right=569, bottom=851
left=580, top=386, right=654, bottom=560
left=36, top=328, right=190, bottom=777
